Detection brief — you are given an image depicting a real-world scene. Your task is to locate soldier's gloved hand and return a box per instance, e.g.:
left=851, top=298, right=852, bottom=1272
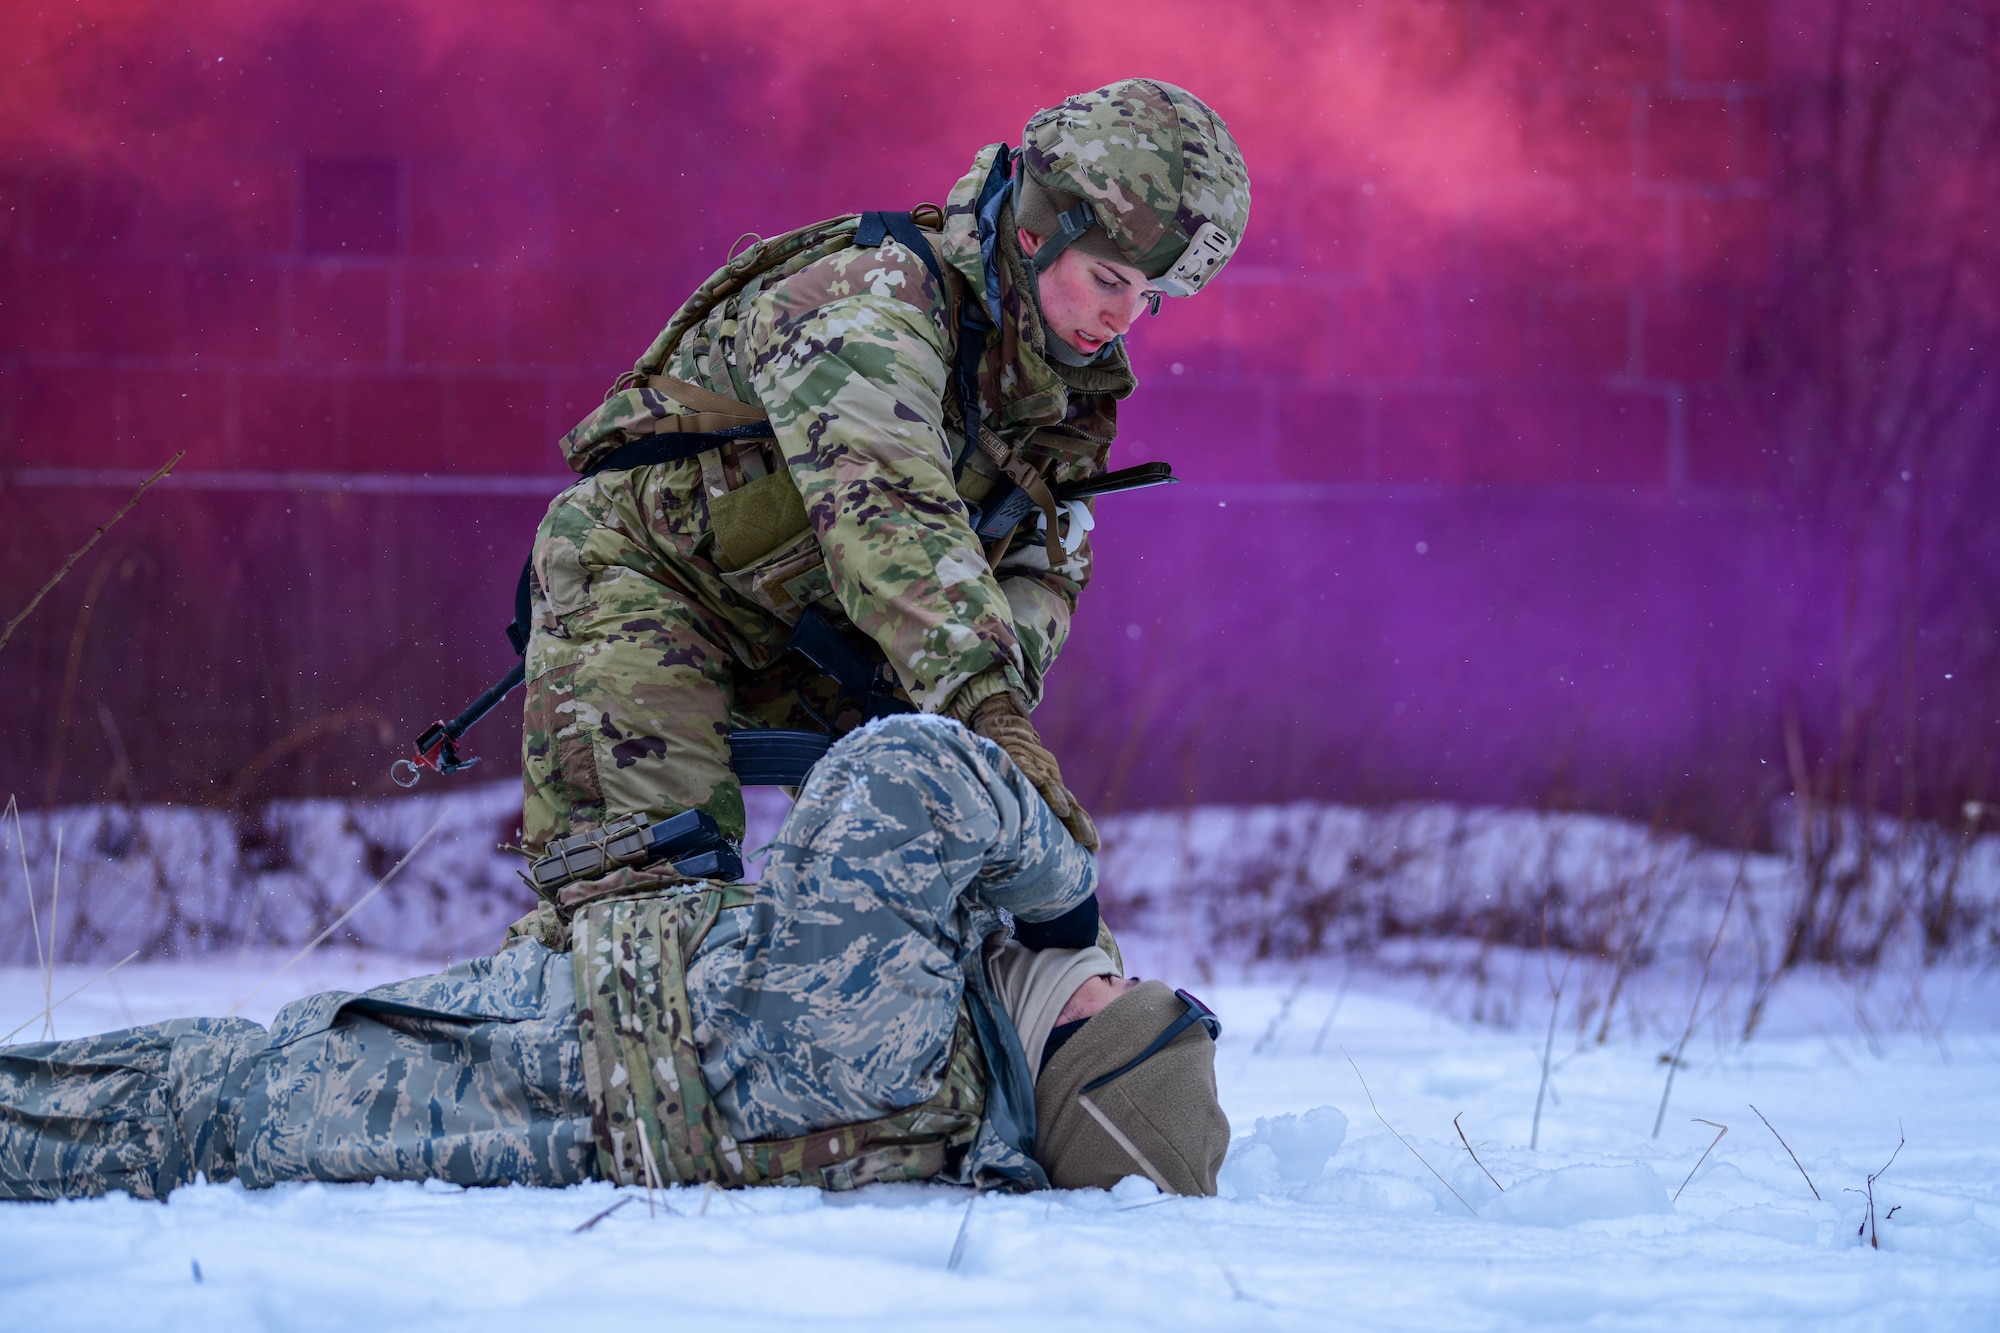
left=969, top=692, right=1100, bottom=852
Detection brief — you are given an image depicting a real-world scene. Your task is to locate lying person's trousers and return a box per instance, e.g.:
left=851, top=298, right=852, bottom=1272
left=0, top=942, right=594, bottom=1200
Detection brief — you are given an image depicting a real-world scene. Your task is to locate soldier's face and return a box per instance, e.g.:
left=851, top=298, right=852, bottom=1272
left=1055, top=973, right=1139, bottom=1026
left=1019, top=228, right=1161, bottom=357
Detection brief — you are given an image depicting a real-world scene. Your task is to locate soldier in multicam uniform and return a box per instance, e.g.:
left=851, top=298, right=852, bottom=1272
left=0, top=80, right=1248, bottom=1205
left=522, top=77, right=1251, bottom=875
left=0, top=717, right=1230, bottom=1200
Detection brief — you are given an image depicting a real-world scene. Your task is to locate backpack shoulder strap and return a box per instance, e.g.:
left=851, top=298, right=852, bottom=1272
left=854, top=210, right=948, bottom=292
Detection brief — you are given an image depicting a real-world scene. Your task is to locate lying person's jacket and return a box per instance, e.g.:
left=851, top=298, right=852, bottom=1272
left=569, top=715, right=1099, bottom=1191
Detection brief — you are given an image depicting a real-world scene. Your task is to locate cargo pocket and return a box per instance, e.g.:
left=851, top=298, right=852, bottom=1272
left=710, top=468, right=810, bottom=572
left=709, top=466, right=849, bottom=624
left=523, top=658, right=604, bottom=827
left=533, top=536, right=596, bottom=640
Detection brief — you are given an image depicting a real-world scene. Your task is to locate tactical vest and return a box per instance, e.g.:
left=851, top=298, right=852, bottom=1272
left=571, top=884, right=990, bottom=1191
left=551, top=202, right=1114, bottom=628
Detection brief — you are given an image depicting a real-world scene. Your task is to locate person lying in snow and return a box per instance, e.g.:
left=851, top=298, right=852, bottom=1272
left=0, top=717, right=1227, bottom=1201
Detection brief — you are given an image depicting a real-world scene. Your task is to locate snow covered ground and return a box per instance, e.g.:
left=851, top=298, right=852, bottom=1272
left=3, top=949, right=1997, bottom=1331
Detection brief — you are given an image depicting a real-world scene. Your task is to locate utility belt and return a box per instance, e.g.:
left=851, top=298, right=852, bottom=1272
left=573, top=886, right=990, bottom=1191
left=524, top=808, right=743, bottom=900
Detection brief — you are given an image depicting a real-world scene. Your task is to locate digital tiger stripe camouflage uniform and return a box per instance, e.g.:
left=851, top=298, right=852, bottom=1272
left=0, top=717, right=1091, bottom=1199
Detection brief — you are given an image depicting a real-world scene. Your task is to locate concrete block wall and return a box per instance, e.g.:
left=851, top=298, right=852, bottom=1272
left=3, top=0, right=1927, bottom=835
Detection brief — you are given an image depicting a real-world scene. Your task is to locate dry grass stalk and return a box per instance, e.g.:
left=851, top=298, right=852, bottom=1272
left=698, top=1179, right=746, bottom=1215
left=224, top=810, right=448, bottom=1017
left=45, top=824, right=63, bottom=1033
left=1454, top=1112, right=1505, bottom=1192
left=572, top=1195, right=638, bottom=1233
left=1856, top=1126, right=1905, bottom=1250
left=0, top=950, right=139, bottom=1044
left=0, top=451, right=183, bottom=654
left=1341, top=1048, right=1477, bottom=1216
left=1075, top=1092, right=1260, bottom=1300
left=218, top=706, right=396, bottom=809
left=1654, top=856, right=1747, bottom=1137
left=1310, top=966, right=1352, bottom=1056
left=1531, top=953, right=1570, bottom=1151
left=946, top=1191, right=978, bottom=1272
left=1749, top=1103, right=1820, bottom=1200
left=636, top=1124, right=664, bottom=1219
left=43, top=552, right=126, bottom=806
left=1250, top=976, right=1306, bottom=1056
left=1673, top=1118, right=1730, bottom=1203
left=8, top=796, right=56, bottom=1039
left=1169, top=1196, right=1258, bottom=1305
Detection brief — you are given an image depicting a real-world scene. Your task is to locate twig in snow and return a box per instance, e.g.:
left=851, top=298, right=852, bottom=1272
left=0, top=452, right=183, bottom=653
left=1454, top=1113, right=1505, bottom=1192
left=637, top=1123, right=664, bottom=1218
left=1859, top=1125, right=1905, bottom=1250
left=1077, top=1092, right=1264, bottom=1303
left=1309, top=965, right=1352, bottom=1056
left=573, top=1195, right=638, bottom=1232
left=1673, top=1119, right=1729, bottom=1203
left=947, top=1191, right=978, bottom=1272
left=0, top=950, right=139, bottom=1044
left=1654, top=854, right=1746, bottom=1137
left=1171, top=1197, right=1264, bottom=1306
left=1341, top=1049, right=1476, bottom=1216
left=1531, top=953, right=1570, bottom=1151
left=1250, top=976, right=1306, bottom=1057
left=1749, top=1103, right=1820, bottom=1200
left=8, top=797, right=50, bottom=1036
left=699, top=1180, right=747, bottom=1215
left=45, top=824, right=63, bottom=1036
left=224, top=811, right=447, bottom=1017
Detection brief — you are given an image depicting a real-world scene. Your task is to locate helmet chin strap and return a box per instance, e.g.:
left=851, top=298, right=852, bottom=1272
left=1027, top=195, right=1101, bottom=275
left=1018, top=180, right=1120, bottom=366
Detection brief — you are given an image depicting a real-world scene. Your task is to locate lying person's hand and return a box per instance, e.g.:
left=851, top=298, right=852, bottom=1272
left=969, top=692, right=1100, bottom=852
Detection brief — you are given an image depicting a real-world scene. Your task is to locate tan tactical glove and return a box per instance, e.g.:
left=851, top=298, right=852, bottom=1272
left=968, top=692, right=1100, bottom=852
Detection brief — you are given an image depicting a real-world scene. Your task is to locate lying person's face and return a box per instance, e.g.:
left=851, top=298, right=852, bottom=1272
left=1019, top=228, right=1161, bottom=357
left=1056, top=973, right=1138, bottom=1026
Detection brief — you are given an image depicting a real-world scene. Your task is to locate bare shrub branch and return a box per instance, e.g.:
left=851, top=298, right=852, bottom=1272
left=0, top=452, right=182, bottom=654
left=224, top=810, right=448, bottom=1017
left=1655, top=856, right=1747, bottom=1137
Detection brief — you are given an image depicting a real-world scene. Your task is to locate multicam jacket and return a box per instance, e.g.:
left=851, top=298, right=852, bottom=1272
left=551, top=146, right=1137, bottom=718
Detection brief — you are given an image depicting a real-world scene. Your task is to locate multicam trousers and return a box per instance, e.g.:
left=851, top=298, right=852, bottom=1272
left=520, top=462, right=849, bottom=856
left=0, top=945, right=592, bottom=1201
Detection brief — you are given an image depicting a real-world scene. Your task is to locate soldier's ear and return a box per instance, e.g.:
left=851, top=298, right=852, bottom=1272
left=1017, top=227, right=1046, bottom=258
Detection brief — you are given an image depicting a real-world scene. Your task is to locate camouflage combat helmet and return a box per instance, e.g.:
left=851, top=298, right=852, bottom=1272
left=1014, top=78, right=1251, bottom=300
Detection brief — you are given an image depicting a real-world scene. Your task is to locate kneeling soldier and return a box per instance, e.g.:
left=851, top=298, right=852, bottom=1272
left=0, top=718, right=1227, bottom=1201
left=517, top=77, right=1250, bottom=866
